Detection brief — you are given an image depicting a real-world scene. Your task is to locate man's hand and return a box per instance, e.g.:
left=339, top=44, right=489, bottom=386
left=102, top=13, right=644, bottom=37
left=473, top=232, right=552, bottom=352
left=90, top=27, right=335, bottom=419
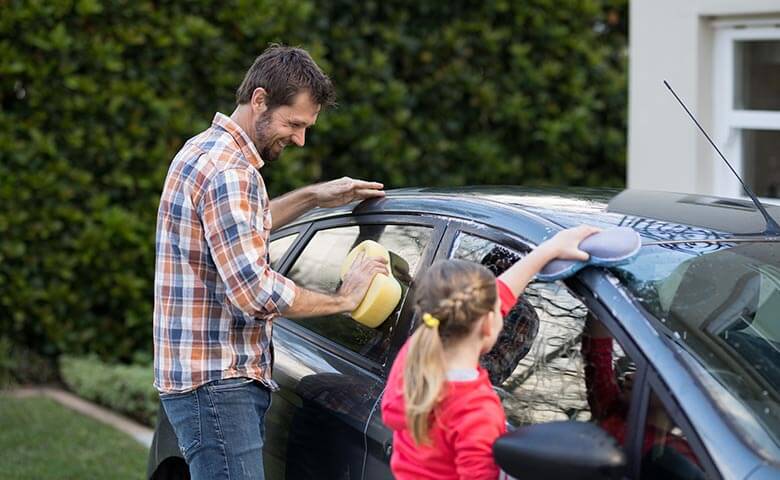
left=270, top=178, right=384, bottom=231
left=338, top=251, right=389, bottom=312
left=315, top=177, right=385, bottom=208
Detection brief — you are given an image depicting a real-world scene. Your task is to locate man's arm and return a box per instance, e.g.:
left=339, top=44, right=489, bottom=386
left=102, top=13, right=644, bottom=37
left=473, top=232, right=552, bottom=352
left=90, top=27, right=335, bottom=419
left=269, top=185, right=318, bottom=231
left=283, top=251, right=388, bottom=318
left=200, top=169, right=387, bottom=320
left=270, top=177, right=385, bottom=231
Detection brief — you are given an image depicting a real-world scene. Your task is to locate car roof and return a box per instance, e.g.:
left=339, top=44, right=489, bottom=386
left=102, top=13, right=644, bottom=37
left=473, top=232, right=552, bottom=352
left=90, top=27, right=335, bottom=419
left=289, top=186, right=780, bottom=241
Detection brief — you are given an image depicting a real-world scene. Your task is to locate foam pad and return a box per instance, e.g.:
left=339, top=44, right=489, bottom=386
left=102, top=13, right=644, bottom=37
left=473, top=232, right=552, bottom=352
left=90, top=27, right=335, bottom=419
left=340, top=240, right=402, bottom=328
left=536, top=227, right=642, bottom=282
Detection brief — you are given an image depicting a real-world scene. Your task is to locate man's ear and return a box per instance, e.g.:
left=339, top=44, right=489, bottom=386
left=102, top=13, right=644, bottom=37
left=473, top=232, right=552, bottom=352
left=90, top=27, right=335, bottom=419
left=250, top=87, right=268, bottom=115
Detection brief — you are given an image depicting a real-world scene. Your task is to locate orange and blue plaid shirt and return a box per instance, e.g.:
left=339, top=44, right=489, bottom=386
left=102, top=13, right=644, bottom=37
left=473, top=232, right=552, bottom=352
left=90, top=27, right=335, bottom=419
left=153, top=113, right=297, bottom=393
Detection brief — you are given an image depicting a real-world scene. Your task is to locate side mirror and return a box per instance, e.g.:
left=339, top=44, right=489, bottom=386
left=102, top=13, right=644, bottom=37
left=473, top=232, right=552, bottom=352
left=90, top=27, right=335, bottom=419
left=493, top=421, right=626, bottom=480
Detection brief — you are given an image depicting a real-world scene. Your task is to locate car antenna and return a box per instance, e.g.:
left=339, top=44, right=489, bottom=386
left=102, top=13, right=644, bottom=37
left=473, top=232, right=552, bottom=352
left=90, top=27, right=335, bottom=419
left=663, top=80, right=780, bottom=236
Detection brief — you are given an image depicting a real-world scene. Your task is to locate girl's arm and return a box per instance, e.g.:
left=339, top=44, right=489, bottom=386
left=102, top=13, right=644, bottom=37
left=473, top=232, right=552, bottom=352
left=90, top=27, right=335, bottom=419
left=497, top=225, right=600, bottom=297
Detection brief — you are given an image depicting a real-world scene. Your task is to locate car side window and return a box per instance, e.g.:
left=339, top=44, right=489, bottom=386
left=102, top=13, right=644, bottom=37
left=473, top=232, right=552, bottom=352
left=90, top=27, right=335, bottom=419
left=269, top=233, right=298, bottom=270
left=451, top=233, right=639, bottom=435
left=640, top=390, right=707, bottom=480
left=285, top=224, right=432, bottom=364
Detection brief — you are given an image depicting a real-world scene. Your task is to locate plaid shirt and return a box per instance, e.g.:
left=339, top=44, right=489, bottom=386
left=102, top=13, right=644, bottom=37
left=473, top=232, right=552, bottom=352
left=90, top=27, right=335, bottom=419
left=154, top=112, right=297, bottom=393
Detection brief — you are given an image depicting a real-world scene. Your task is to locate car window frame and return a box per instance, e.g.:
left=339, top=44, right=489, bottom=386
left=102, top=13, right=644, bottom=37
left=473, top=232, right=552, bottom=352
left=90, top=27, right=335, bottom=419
left=269, top=224, right=312, bottom=271
left=571, top=278, right=653, bottom=478
left=568, top=273, right=723, bottom=480
left=269, top=222, right=313, bottom=273
left=633, top=369, right=724, bottom=480
left=272, top=213, right=447, bottom=377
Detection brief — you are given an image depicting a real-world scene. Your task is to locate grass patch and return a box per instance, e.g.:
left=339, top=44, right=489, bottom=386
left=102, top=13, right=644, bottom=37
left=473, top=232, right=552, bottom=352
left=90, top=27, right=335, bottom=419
left=0, top=395, right=147, bottom=479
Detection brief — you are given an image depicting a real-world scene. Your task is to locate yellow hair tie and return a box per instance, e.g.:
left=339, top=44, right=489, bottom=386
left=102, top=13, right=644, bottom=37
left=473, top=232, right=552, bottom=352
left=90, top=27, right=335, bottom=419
left=422, top=313, right=439, bottom=328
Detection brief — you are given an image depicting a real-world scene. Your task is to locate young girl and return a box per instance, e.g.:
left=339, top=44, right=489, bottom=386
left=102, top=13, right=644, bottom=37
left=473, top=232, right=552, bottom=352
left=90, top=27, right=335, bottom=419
left=381, top=225, right=599, bottom=479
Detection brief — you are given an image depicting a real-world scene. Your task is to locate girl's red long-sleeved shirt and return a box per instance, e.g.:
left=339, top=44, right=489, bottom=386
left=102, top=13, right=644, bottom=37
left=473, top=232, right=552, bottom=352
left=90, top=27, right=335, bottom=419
left=380, top=279, right=516, bottom=480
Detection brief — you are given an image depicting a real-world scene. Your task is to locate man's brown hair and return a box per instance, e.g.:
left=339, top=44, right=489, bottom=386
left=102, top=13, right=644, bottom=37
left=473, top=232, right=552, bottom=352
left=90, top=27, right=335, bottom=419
left=236, top=44, right=336, bottom=109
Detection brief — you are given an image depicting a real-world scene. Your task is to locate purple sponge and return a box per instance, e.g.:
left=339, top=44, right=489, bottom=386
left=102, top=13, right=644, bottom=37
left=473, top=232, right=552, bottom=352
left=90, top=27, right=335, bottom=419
left=537, top=227, right=642, bottom=282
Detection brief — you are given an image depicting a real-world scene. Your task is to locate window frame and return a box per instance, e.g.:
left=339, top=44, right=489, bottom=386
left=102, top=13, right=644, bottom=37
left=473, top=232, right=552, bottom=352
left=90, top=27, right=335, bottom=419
left=632, top=369, right=723, bottom=480
left=569, top=273, right=723, bottom=479
left=573, top=278, right=652, bottom=478
left=712, top=20, right=780, bottom=202
left=434, top=220, right=537, bottom=273
left=268, top=229, right=307, bottom=271
left=272, top=213, right=447, bottom=376
left=269, top=222, right=313, bottom=273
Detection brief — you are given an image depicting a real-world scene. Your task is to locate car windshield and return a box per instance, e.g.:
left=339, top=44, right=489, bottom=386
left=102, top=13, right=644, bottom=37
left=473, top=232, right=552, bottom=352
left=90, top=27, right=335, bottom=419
left=612, top=239, right=780, bottom=459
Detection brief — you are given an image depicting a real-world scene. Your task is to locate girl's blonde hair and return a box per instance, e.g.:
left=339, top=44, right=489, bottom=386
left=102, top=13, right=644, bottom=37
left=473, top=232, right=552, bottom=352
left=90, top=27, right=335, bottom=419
left=403, top=259, right=497, bottom=445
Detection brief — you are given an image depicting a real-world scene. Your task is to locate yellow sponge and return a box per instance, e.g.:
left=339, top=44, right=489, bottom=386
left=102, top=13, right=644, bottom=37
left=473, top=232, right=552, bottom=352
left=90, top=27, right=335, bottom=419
left=340, top=240, right=402, bottom=328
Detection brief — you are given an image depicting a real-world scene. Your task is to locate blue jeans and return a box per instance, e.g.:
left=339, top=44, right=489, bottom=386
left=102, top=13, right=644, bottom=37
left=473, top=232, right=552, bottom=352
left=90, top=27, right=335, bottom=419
left=160, top=377, right=271, bottom=480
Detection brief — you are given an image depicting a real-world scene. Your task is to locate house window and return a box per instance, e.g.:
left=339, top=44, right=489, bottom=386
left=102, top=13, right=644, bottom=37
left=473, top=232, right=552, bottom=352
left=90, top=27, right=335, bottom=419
left=713, top=21, right=780, bottom=200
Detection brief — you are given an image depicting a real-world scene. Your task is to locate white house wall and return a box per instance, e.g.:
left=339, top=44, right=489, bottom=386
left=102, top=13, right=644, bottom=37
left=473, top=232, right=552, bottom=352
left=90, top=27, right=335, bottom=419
left=628, top=0, right=780, bottom=196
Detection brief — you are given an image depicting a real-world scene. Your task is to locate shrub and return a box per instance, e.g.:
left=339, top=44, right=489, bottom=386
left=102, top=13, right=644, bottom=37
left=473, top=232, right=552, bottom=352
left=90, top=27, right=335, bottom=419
left=60, top=355, right=157, bottom=427
left=0, top=0, right=627, bottom=361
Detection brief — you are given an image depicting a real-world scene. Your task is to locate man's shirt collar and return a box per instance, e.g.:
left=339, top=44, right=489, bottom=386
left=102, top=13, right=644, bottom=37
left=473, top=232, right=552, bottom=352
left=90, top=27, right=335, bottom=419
left=212, top=112, right=264, bottom=169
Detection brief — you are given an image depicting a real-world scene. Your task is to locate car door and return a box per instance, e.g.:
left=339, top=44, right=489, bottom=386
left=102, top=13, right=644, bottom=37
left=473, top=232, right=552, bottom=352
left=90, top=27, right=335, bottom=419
left=263, top=215, right=444, bottom=480
left=360, top=219, right=539, bottom=477
left=360, top=219, right=546, bottom=478
left=363, top=219, right=667, bottom=478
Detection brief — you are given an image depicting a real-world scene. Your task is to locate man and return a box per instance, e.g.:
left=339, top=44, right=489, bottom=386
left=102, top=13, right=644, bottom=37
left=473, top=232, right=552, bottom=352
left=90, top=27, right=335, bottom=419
left=153, top=45, right=387, bottom=480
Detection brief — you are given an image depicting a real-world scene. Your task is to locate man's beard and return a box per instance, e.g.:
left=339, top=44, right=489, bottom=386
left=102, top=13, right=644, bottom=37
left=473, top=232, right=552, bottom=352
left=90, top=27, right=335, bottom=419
left=253, top=110, right=282, bottom=163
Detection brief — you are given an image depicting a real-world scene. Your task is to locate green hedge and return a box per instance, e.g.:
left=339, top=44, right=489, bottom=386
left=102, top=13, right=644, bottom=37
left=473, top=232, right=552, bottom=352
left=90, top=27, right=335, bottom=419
left=60, top=355, right=157, bottom=427
left=0, top=0, right=627, bottom=361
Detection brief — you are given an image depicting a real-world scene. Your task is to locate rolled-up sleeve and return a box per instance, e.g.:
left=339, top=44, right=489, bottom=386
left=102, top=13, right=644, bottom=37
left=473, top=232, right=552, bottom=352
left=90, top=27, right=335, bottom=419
left=198, top=167, right=297, bottom=317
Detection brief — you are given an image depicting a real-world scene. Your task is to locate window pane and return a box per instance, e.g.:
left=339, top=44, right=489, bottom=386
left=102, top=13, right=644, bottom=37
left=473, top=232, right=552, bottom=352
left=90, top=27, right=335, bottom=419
left=498, top=282, right=591, bottom=426
left=640, top=392, right=707, bottom=480
left=286, top=224, right=432, bottom=363
left=450, top=235, right=538, bottom=386
left=742, top=129, right=780, bottom=198
left=450, top=233, right=637, bottom=432
left=734, top=40, right=780, bottom=111
left=269, top=234, right=298, bottom=270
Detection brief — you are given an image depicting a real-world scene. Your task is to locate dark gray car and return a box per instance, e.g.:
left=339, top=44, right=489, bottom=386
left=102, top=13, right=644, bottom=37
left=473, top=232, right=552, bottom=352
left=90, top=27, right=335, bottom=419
left=148, top=187, right=780, bottom=480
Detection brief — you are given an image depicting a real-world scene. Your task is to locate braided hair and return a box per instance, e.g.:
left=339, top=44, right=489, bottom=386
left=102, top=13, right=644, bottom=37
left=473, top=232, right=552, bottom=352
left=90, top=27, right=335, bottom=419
left=403, top=259, right=497, bottom=445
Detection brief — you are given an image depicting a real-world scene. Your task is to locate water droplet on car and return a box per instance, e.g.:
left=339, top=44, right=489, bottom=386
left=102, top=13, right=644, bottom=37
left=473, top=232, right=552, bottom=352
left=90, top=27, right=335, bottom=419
left=673, top=331, right=681, bottom=340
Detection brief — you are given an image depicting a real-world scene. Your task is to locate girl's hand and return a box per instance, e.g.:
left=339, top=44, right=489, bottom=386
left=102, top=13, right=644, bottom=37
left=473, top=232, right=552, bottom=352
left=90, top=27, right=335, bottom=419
left=543, top=225, right=601, bottom=261
left=497, top=225, right=601, bottom=298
